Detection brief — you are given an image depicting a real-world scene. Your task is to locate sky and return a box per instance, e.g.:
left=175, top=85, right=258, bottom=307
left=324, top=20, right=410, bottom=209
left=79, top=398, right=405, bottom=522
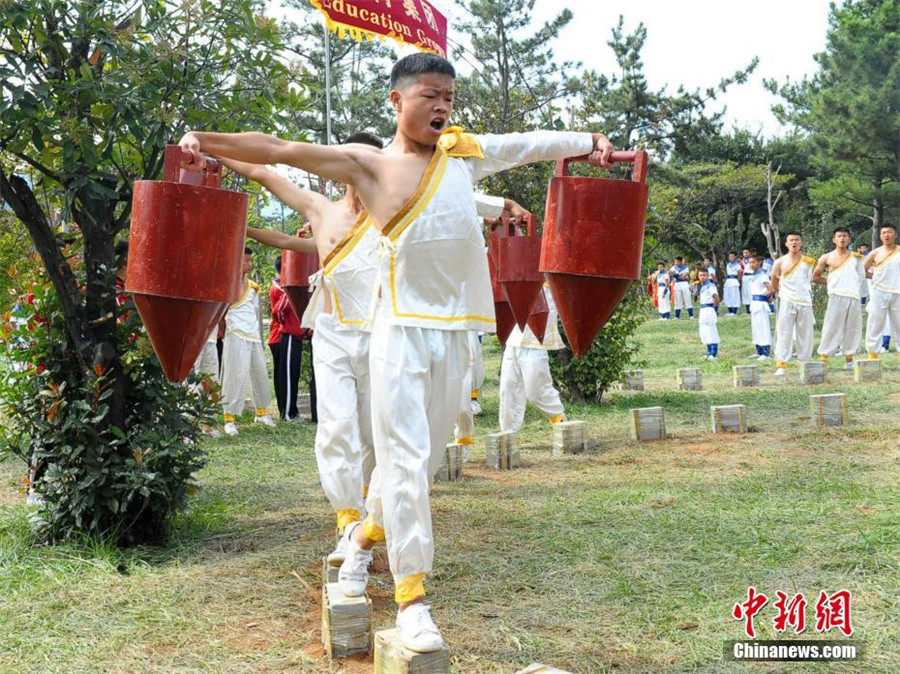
left=451, top=0, right=833, bottom=137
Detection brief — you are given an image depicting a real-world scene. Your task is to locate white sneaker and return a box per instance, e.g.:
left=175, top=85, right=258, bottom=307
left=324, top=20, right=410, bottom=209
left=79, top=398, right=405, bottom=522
left=254, top=414, right=276, bottom=426
left=844, top=361, right=855, bottom=370
left=338, top=525, right=372, bottom=597
left=748, top=353, right=761, bottom=359
left=775, top=367, right=786, bottom=377
left=757, top=355, right=770, bottom=361
left=223, top=422, right=239, bottom=436
left=327, top=530, right=350, bottom=566
left=396, top=603, right=445, bottom=653
left=707, top=355, right=717, bottom=361
left=469, top=399, right=482, bottom=416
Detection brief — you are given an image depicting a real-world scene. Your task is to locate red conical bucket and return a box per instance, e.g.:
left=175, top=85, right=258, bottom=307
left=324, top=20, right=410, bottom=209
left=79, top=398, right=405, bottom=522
left=128, top=145, right=248, bottom=381
left=527, top=288, right=549, bottom=344
left=281, top=247, right=319, bottom=319
left=495, top=213, right=544, bottom=330
left=541, top=151, right=648, bottom=358
left=488, top=244, right=516, bottom=345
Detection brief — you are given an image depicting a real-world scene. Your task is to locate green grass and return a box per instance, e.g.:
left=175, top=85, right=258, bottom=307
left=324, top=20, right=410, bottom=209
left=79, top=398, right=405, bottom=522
left=1, top=310, right=898, bottom=672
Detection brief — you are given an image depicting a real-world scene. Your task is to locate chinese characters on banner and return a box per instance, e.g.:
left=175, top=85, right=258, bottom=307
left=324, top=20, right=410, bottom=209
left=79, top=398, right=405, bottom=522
left=309, top=0, right=448, bottom=58
left=733, top=588, right=853, bottom=639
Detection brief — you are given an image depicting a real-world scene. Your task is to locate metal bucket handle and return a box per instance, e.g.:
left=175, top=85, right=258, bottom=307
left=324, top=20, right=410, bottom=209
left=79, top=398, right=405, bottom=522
left=163, top=144, right=222, bottom=188
left=555, top=150, right=648, bottom=184
left=496, top=210, right=536, bottom=237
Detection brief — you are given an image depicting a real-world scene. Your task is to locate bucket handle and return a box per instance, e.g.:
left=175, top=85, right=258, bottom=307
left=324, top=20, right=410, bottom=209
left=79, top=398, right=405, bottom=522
left=495, top=211, right=537, bottom=237
left=163, top=144, right=222, bottom=188
left=555, top=150, right=648, bottom=184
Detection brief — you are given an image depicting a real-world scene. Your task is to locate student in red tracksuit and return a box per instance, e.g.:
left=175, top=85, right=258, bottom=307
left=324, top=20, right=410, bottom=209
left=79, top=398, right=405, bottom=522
left=268, top=258, right=285, bottom=410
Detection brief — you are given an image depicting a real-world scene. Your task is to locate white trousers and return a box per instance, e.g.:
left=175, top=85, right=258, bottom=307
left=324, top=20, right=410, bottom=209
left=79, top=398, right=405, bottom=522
left=364, top=323, right=468, bottom=584
left=656, top=286, right=670, bottom=314
left=723, top=279, right=741, bottom=308
left=698, top=307, right=719, bottom=345
left=313, top=313, right=375, bottom=517
left=221, top=334, right=271, bottom=415
left=750, top=300, right=772, bottom=347
left=774, top=300, right=814, bottom=364
left=454, top=332, right=482, bottom=443
left=194, top=341, right=219, bottom=381
left=499, top=347, right=565, bottom=433
left=673, top=282, right=692, bottom=310
left=817, top=295, right=861, bottom=357
left=741, top=276, right=753, bottom=305
left=471, top=332, right=484, bottom=394
left=865, top=289, right=900, bottom=353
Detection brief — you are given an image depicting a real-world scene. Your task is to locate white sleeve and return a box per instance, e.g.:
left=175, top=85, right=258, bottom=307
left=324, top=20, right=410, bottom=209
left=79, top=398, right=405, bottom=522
left=473, top=193, right=505, bottom=219
left=470, top=131, right=594, bottom=182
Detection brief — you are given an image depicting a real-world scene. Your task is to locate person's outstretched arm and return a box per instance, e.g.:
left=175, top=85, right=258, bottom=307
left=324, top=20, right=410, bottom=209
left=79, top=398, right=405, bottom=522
left=220, top=157, right=328, bottom=222
left=246, top=227, right=317, bottom=254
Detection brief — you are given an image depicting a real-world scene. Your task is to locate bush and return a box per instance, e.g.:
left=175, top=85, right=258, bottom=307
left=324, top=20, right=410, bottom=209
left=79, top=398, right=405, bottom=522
left=550, top=285, right=647, bottom=403
left=0, top=281, right=214, bottom=546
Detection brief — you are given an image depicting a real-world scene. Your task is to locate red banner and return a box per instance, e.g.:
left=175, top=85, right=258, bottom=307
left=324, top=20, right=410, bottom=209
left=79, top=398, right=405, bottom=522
left=310, top=0, right=448, bottom=58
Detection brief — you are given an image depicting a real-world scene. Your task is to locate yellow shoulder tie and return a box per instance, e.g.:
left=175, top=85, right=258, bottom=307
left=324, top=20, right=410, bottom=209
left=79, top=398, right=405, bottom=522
left=853, top=252, right=864, bottom=259
left=803, top=255, right=816, bottom=266
left=439, top=126, right=485, bottom=159
left=248, top=280, right=261, bottom=292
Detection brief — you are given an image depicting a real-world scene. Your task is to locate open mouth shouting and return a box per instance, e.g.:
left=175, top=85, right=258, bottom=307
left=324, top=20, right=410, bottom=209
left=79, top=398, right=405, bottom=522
left=430, top=117, right=446, bottom=133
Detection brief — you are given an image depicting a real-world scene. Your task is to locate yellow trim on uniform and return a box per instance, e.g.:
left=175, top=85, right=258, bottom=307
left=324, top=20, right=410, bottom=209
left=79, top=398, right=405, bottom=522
left=395, top=572, right=426, bottom=604
left=255, top=408, right=268, bottom=417
left=336, top=509, right=359, bottom=530
left=776, top=361, right=788, bottom=369
left=781, top=256, right=806, bottom=279
left=868, top=352, right=880, bottom=360
left=819, top=355, right=829, bottom=363
left=455, top=436, right=474, bottom=445
left=549, top=414, right=565, bottom=425
left=231, top=280, right=253, bottom=309
left=439, top=126, right=485, bottom=159
left=362, top=515, right=385, bottom=542
left=803, top=255, right=816, bottom=267
left=362, top=484, right=369, bottom=498
left=844, top=356, right=854, bottom=363
left=470, top=389, right=480, bottom=400
left=829, top=253, right=856, bottom=275
left=322, top=212, right=370, bottom=272
left=875, top=247, right=900, bottom=268
left=224, top=413, right=235, bottom=423
left=331, top=286, right=367, bottom=326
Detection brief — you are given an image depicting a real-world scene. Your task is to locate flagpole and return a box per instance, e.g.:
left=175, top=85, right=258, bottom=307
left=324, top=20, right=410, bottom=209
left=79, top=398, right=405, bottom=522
left=323, top=18, right=333, bottom=197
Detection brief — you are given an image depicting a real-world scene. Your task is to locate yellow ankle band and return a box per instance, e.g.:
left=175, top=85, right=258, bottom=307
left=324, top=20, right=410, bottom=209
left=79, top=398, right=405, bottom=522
left=362, top=516, right=385, bottom=542
left=549, top=414, right=565, bottom=424
left=455, top=436, right=474, bottom=445
left=336, top=509, right=359, bottom=530
left=395, top=573, right=426, bottom=604
left=224, top=414, right=235, bottom=423
left=255, top=408, right=268, bottom=417
left=868, top=352, right=880, bottom=360
left=470, top=389, right=479, bottom=400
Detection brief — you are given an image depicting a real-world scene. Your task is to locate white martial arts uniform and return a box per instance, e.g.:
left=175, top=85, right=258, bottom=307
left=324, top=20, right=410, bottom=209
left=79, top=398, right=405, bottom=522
left=499, top=286, right=566, bottom=433
left=698, top=281, right=720, bottom=347
left=193, top=326, right=219, bottom=380
left=865, top=248, right=900, bottom=355
left=671, top=264, right=692, bottom=314
left=723, top=260, right=742, bottom=310
left=749, top=270, right=772, bottom=350
left=221, top=280, right=271, bottom=416
left=774, top=255, right=815, bottom=367
left=740, top=259, right=753, bottom=308
left=817, top=253, right=863, bottom=357
left=362, top=129, right=594, bottom=604
left=311, top=213, right=378, bottom=528
left=655, top=270, right=671, bottom=316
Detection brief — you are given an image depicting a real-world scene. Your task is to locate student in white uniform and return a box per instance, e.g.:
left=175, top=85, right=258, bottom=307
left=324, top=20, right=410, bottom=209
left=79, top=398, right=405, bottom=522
left=651, top=262, right=671, bottom=320
left=769, top=232, right=815, bottom=376
left=723, top=251, right=742, bottom=315
left=670, top=256, right=694, bottom=319
left=740, top=248, right=753, bottom=313
left=747, top=255, right=774, bottom=359
left=857, top=243, right=870, bottom=307
left=863, top=223, right=900, bottom=358
left=813, top=227, right=864, bottom=368
left=499, top=284, right=566, bottom=432
left=220, top=247, right=276, bottom=435
left=762, top=253, right=776, bottom=313
left=697, top=269, right=720, bottom=359
left=179, top=52, right=617, bottom=652
left=220, top=133, right=384, bottom=567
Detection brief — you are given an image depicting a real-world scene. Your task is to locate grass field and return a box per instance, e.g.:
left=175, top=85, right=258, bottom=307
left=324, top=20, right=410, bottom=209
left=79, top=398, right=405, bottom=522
left=1, top=310, right=898, bottom=673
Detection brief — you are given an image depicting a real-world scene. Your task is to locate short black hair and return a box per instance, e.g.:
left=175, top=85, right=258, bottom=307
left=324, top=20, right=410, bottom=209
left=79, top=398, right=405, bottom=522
left=114, top=239, right=129, bottom=264
left=832, top=227, right=850, bottom=236
left=784, top=231, right=802, bottom=239
left=657, top=261, right=665, bottom=267
left=390, top=53, right=456, bottom=90
left=343, top=131, right=384, bottom=149
left=880, top=223, right=897, bottom=233
left=274, top=256, right=282, bottom=274
left=749, top=255, right=759, bottom=263
left=729, top=251, right=737, bottom=256
left=675, top=256, right=683, bottom=262
left=244, top=246, right=253, bottom=255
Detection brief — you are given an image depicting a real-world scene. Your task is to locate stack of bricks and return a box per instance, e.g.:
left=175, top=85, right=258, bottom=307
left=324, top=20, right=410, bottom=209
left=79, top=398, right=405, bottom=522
left=433, top=443, right=463, bottom=482
left=800, top=361, right=827, bottom=385
left=853, top=359, right=882, bottom=382
left=485, top=431, right=520, bottom=469
left=732, top=365, right=759, bottom=388
left=710, top=404, right=747, bottom=434
left=629, top=407, right=666, bottom=441
left=677, top=368, right=703, bottom=391
left=374, top=628, right=450, bottom=673
left=624, top=369, right=644, bottom=391
left=322, top=582, right=372, bottom=660
left=552, top=420, right=587, bottom=455
left=810, top=393, right=848, bottom=428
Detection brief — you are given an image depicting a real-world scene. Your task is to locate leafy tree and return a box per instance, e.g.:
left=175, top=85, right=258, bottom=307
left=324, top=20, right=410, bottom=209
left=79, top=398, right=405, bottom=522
left=0, top=0, right=301, bottom=543
left=766, top=0, right=900, bottom=243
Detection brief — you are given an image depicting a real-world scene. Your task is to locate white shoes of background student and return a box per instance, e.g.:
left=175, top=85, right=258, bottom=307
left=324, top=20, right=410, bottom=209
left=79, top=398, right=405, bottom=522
left=254, top=414, right=276, bottom=426
left=223, top=422, right=239, bottom=436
